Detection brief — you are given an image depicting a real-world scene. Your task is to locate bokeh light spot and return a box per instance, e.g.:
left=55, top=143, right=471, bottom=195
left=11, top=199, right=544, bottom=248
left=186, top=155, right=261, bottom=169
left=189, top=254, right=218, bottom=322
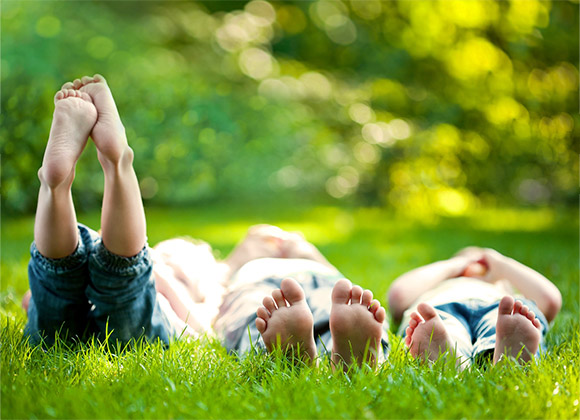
left=436, top=188, right=470, bottom=215
left=36, top=15, right=61, bottom=38
left=140, top=177, right=159, bottom=199
left=349, top=103, right=374, bottom=124
left=182, top=110, right=199, bottom=126
left=300, top=72, right=331, bottom=100
left=354, top=142, right=380, bottom=165
left=351, top=0, right=382, bottom=20
left=245, top=1, right=276, bottom=24
left=87, top=36, right=115, bottom=59
left=388, top=119, right=411, bottom=140
left=239, top=48, right=276, bottom=80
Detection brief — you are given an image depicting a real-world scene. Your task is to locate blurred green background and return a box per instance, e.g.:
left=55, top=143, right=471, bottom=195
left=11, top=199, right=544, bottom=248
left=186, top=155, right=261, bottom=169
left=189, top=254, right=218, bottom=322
left=1, top=0, right=578, bottom=215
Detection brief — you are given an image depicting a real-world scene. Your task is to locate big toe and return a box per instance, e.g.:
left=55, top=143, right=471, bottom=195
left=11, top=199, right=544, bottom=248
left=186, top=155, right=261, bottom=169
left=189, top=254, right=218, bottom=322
left=331, top=279, right=352, bottom=304
left=498, top=295, right=515, bottom=316
left=93, top=74, right=108, bottom=84
left=280, top=277, right=306, bottom=304
left=417, top=302, right=438, bottom=322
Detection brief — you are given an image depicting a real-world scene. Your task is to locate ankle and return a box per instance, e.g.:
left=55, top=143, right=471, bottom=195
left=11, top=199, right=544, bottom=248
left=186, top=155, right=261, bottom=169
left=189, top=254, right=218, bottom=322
left=98, top=145, right=134, bottom=172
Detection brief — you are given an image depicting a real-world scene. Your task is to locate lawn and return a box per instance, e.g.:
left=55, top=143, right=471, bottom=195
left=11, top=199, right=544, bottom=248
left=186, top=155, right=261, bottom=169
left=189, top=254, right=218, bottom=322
left=1, top=204, right=578, bottom=419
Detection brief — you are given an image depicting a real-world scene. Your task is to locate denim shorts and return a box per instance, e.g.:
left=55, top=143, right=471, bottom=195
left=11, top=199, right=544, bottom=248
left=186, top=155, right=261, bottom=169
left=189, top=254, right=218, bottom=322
left=400, top=298, right=549, bottom=361
left=25, top=224, right=174, bottom=346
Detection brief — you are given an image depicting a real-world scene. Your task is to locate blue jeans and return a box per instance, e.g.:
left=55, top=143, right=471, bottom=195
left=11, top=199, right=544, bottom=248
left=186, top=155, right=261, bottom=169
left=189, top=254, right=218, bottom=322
left=25, top=224, right=173, bottom=346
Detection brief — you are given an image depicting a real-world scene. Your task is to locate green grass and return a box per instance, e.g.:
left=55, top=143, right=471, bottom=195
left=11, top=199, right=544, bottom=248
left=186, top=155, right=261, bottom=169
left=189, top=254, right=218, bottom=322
left=1, top=204, right=579, bottom=419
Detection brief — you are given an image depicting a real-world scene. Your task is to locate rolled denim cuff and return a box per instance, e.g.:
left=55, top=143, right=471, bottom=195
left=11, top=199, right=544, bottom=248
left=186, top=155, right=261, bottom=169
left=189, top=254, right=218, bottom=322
left=91, top=240, right=150, bottom=276
left=29, top=234, right=88, bottom=274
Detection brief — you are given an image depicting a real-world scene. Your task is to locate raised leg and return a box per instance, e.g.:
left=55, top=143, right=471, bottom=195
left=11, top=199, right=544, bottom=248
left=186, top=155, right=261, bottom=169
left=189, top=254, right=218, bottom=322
left=34, top=89, right=97, bottom=258
left=72, top=74, right=145, bottom=256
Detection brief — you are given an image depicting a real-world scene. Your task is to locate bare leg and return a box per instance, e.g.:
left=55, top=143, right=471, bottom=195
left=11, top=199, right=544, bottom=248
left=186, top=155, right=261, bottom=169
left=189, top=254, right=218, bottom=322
left=72, top=75, right=145, bottom=256
left=34, top=88, right=97, bottom=258
left=494, top=296, right=541, bottom=364
left=330, top=279, right=386, bottom=370
left=255, top=278, right=317, bottom=362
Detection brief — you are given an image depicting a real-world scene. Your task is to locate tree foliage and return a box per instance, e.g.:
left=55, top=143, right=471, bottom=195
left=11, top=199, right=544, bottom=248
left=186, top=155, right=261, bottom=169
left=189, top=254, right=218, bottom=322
left=1, top=0, right=578, bottom=214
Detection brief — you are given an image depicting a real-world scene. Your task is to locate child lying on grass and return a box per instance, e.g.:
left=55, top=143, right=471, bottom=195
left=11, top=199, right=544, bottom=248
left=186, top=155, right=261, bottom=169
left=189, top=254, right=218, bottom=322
left=23, top=75, right=388, bottom=370
left=388, top=247, right=562, bottom=367
left=154, top=225, right=389, bottom=368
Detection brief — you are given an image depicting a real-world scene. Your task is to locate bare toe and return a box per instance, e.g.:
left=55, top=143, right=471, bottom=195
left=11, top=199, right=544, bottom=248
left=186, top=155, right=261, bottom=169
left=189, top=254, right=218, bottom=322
left=375, top=307, right=386, bottom=323
left=417, top=302, right=438, bottom=321
left=362, top=290, right=373, bottom=307
left=498, top=295, right=514, bottom=315
left=331, top=279, right=352, bottom=304
left=255, top=317, right=266, bottom=334
left=263, top=296, right=276, bottom=313
left=272, top=289, right=286, bottom=309
left=369, top=299, right=381, bottom=315
left=351, top=286, right=363, bottom=304
left=54, top=90, right=64, bottom=103
left=410, top=312, right=422, bottom=323
left=519, top=305, right=530, bottom=317
left=257, top=306, right=270, bottom=321
left=93, top=73, right=107, bottom=83
left=280, top=277, right=305, bottom=304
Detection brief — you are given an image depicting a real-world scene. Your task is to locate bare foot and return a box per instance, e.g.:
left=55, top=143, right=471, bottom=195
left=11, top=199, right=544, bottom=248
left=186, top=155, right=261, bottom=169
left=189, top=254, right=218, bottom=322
left=66, top=74, right=129, bottom=165
left=255, top=277, right=317, bottom=362
left=405, top=303, right=455, bottom=362
left=39, top=88, right=97, bottom=188
left=493, top=296, right=541, bottom=364
left=329, top=279, right=386, bottom=370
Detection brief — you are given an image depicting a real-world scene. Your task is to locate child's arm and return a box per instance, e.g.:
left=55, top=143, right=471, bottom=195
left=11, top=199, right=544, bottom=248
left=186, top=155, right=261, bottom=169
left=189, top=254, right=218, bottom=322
left=387, top=256, right=472, bottom=323
left=484, top=249, right=562, bottom=322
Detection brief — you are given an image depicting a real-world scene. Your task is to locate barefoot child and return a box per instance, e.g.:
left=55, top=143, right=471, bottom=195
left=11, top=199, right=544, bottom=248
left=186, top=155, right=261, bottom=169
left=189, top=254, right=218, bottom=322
left=211, top=225, right=389, bottom=369
left=25, top=76, right=388, bottom=369
left=144, top=225, right=390, bottom=369
left=25, top=75, right=178, bottom=345
left=387, top=247, right=562, bottom=366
